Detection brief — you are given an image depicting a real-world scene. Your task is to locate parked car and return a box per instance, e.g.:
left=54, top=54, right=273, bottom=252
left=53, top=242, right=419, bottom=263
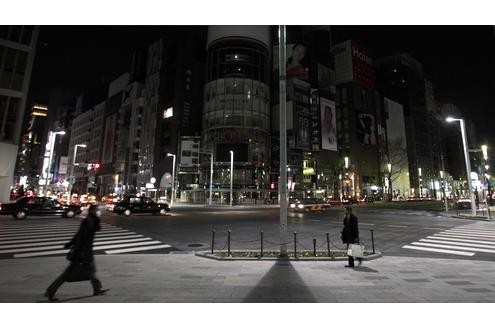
left=0, top=196, right=82, bottom=220
left=113, top=195, right=170, bottom=216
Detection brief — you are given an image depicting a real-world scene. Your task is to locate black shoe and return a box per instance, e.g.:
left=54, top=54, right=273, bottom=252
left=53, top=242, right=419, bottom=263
left=44, top=291, right=58, bottom=301
left=93, top=288, right=109, bottom=296
left=345, top=265, right=355, bottom=268
left=358, top=258, right=363, bottom=266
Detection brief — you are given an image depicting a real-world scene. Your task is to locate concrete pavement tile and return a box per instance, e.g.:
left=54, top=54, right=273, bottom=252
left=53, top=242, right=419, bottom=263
left=463, top=288, right=494, bottom=293
left=445, top=281, right=475, bottom=286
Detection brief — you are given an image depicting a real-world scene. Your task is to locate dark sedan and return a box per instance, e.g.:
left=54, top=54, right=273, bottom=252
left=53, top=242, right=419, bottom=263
left=0, top=197, right=82, bottom=220
left=112, top=196, right=170, bottom=216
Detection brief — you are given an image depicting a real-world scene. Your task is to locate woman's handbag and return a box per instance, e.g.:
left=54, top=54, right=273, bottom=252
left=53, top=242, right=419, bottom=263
left=347, top=244, right=365, bottom=258
left=66, top=262, right=91, bottom=282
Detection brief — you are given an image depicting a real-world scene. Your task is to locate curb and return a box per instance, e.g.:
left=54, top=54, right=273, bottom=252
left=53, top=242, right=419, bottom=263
left=195, top=250, right=383, bottom=261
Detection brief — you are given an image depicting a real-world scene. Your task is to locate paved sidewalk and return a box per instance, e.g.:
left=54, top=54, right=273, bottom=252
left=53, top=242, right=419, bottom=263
left=1, top=252, right=495, bottom=302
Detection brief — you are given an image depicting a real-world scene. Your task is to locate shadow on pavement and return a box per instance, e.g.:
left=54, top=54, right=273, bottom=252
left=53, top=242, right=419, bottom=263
left=243, top=259, right=316, bottom=303
left=352, top=266, right=379, bottom=273
left=37, top=294, right=94, bottom=303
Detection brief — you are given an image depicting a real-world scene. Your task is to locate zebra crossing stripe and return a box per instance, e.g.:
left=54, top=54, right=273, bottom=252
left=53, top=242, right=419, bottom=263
left=0, top=231, right=135, bottom=242
left=437, top=232, right=495, bottom=239
left=419, top=239, right=495, bottom=249
left=0, top=237, right=151, bottom=250
left=0, top=225, right=120, bottom=234
left=0, top=224, right=81, bottom=231
left=402, top=245, right=474, bottom=256
left=449, top=228, right=495, bottom=232
left=14, top=241, right=163, bottom=258
left=411, top=242, right=495, bottom=254
left=435, top=233, right=495, bottom=242
left=446, top=229, right=495, bottom=236
left=0, top=233, right=144, bottom=245
left=427, top=236, right=495, bottom=245
left=105, top=244, right=172, bottom=254
left=0, top=227, right=125, bottom=237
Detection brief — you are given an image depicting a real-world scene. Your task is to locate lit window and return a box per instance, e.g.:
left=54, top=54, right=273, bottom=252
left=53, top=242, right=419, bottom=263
left=163, top=107, right=173, bottom=119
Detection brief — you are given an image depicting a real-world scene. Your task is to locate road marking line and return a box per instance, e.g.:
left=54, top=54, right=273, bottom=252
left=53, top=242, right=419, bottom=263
left=420, top=239, right=495, bottom=249
left=0, top=224, right=81, bottom=231
left=308, top=219, right=320, bottom=222
left=437, top=232, right=495, bottom=239
left=423, top=228, right=443, bottom=230
left=93, top=241, right=161, bottom=251
left=434, top=233, right=495, bottom=242
left=387, top=225, right=408, bottom=228
left=0, top=228, right=125, bottom=237
left=449, top=228, right=495, bottom=232
left=427, top=236, right=495, bottom=245
left=0, top=233, right=144, bottom=245
left=0, top=231, right=137, bottom=242
left=14, top=241, right=163, bottom=258
left=0, top=237, right=153, bottom=251
left=402, top=245, right=474, bottom=256
left=447, top=229, right=495, bottom=236
left=411, top=242, right=495, bottom=254
left=105, top=244, right=172, bottom=254
left=0, top=245, right=63, bottom=253
left=360, top=223, right=375, bottom=226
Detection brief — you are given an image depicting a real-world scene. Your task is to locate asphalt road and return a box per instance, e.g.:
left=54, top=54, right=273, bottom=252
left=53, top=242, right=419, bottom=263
left=1, top=206, right=494, bottom=261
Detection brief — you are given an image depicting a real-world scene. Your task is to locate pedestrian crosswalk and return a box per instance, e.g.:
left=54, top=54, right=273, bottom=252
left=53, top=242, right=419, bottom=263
left=403, top=227, right=495, bottom=257
left=0, top=221, right=174, bottom=259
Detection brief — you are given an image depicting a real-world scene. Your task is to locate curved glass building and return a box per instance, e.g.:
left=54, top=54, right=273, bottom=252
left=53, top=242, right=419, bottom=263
left=202, top=26, right=270, bottom=203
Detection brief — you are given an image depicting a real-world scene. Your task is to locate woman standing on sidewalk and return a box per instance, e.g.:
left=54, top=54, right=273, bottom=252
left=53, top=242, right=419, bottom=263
left=45, top=205, right=108, bottom=301
left=341, top=206, right=362, bottom=268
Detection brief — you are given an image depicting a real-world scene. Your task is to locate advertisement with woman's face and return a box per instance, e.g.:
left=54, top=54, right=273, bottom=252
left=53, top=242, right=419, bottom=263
left=320, top=98, right=337, bottom=151
left=286, top=43, right=309, bottom=80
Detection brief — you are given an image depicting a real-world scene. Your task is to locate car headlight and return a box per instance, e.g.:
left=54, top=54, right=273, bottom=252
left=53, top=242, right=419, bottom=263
left=290, top=204, right=295, bottom=208
left=298, top=204, right=304, bottom=209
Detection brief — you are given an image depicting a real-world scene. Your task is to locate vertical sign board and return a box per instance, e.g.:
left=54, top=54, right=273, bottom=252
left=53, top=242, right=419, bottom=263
left=102, top=114, right=116, bottom=164
left=320, top=98, right=337, bottom=151
left=310, top=92, right=320, bottom=151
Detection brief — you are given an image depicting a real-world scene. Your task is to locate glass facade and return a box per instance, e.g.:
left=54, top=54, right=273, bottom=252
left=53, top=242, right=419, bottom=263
left=203, top=37, right=270, bottom=194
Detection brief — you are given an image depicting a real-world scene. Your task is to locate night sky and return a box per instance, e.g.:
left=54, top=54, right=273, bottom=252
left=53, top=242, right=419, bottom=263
left=27, top=25, right=495, bottom=146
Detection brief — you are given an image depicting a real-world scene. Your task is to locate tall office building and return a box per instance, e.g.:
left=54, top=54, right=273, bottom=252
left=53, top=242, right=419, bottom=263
left=375, top=53, right=442, bottom=197
left=331, top=40, right=383, bottom=198
left=0, top=26, right=39, bottom=202
left=202, top=26, right=271, bottom=203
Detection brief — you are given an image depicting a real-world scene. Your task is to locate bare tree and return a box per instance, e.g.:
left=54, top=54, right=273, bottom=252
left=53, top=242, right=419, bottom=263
left=385, top=137, right=409, bottom=200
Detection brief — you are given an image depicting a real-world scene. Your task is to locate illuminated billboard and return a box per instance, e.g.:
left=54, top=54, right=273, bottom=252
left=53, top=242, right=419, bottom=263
left=320, top=98, right=337, bottom=151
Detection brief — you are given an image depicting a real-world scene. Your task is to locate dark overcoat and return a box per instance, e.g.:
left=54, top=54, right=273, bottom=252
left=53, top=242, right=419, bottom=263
left=341, top=213, right=359, bottom=244
left=65, top=214, right=101, bottom=263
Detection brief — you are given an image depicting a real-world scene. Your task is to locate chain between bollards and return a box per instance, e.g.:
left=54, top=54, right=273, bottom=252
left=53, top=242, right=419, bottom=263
left=326, top=232, right=330, bottom=257
left=211, top=229, right=215, bottom=254
left=293, top=231, right=297, bottom=258
left=313, top=238, right=317, bottom=257
left=260, top=229, right=264, bottom=258
left=228, top=229, right=231, bottom=257
left=370, top=229, right=375, bottom=254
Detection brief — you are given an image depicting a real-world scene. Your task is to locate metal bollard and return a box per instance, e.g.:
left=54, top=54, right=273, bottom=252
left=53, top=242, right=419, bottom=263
left=211, top=229, right=216, bottom=254
left=228, top=229, right=231, bottom=257
left=260, top=230, right=264, bottom=258
left=370, top=229, right=375, bottom=254
left=313, top=238, right=317, bottom=257
left=326, top=232, right=331, bottom=257
left=293, top=232, right=297, bottom=258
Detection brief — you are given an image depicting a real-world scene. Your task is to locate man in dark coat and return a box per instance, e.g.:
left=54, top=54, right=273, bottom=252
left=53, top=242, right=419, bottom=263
left=45, top=205, right=108, bottom=301
left=341, top=206, right=362, bottom=268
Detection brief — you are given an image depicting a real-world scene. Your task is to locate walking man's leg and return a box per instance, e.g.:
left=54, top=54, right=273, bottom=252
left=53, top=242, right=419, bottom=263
left=46, top=264, right=71, bottom=300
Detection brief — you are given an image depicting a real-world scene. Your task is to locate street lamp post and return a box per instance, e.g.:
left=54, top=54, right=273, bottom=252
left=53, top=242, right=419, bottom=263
left=278, top=25, right=288, bottom=257
left=44, top=131, right=66, bottom=195
left=446, top=117, right=477, bottom=216
left=199, top=150, right=214, bottom=206
left=68, top=144, right=87, bottom=204
left=229, top=150, right=234, bottom=207
left=166, top=153, right=176, bottom=208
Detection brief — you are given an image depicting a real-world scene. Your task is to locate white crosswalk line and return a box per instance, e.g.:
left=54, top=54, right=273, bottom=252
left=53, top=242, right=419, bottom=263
left=402, top=245, right=474, bottom=256
left=0, top=232, right=138, bottom=244
left=93, top=241, right=161, bottom=251
left=0, top=227, right=125, bottom=237
left=0, top=231, right=136, bottom=242
left=420, top=238, right=495, bottom=249
left=446, top=229, right=495, bottom=237
left=0, top=225, right=119, bottom=233
left=0, top=237, right=152, bottom=251
left=0, top=234, right=147, bottom=249
left=411, top=242, right=495, bottom=254
left=449, top=228, right=495, bottom=233
left=105, top=244, right=172, bottom=254
left=426, top=236, right=495, bottom=245
left=0, top=224, right=81, bottom=232
left=436, top=232, right=495, bottom=240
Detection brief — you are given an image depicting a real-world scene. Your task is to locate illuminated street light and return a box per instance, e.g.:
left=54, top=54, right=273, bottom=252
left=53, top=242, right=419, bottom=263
left=230, top=150, right=234, bottom=207
left=446, top=117, right=476, bottom=216
left=68, top=143, right=86, bottom=204
left=166, top=153, right=176, bottom=208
